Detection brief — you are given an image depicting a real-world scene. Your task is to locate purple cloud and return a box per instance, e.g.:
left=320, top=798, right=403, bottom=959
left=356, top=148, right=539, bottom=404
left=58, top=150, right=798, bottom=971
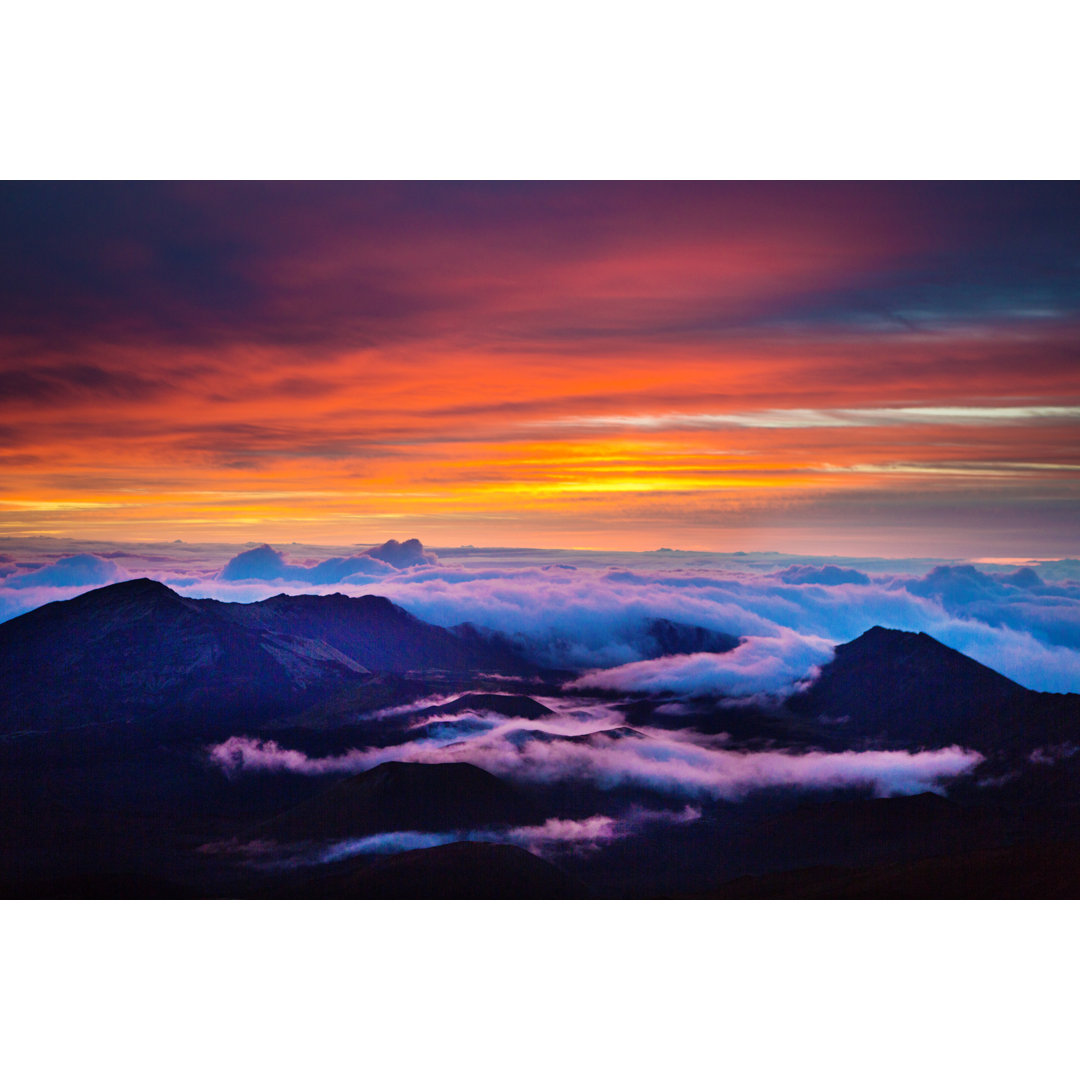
left=3, top=553, right=124, bottom=590
left=209, top=719, right=983, bottom=800
left=500, top=805, right=701, bottom=856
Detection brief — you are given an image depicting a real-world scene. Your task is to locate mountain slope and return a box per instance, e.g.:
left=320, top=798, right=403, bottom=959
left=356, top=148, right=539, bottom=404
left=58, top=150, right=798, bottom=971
left=704, top=841, right=1080, bottom=900
left=789, top=626, right=1078, bottom=752
left=314, top=841, right=591, bottom=899
left=0, top=580, right=532, bottom=734
left=641, top=618, right=740, bottom=658
left=210, top=591, right=532, bottom=674
left=254, top=760, right=541, bottom=841
left=410, top=693, right=554, bottom=721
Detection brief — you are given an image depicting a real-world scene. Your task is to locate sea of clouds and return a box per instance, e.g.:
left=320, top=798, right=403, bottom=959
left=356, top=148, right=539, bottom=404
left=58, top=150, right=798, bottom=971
left=2, top=538, right=1080, bottom=693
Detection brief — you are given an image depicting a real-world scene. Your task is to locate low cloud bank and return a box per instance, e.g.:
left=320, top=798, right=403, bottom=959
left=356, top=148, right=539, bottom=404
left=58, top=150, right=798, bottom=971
left=570, top=631, right=834, bottom=698
left=209, top=718, right=984, bottom=800
left=775, top=565, right=871, bottom=586
left=3, top=553, right=123, bottom=590
left=899, top=563, right=1080, bottom=653
left=340, top=561, right=1080, bottom=691
left=0, top=554, right=130, bottom=622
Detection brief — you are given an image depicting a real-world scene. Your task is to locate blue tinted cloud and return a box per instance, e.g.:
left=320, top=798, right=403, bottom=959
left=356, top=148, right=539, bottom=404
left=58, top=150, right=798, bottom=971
left=4, top=553, right=123, bottom=590
left=218, top=539, right=435, bottom=583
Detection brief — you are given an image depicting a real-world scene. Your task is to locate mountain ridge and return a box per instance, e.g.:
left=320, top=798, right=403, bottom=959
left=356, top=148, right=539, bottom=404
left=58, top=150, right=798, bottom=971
left=0, top=579, right=533, bottom=734
left=253, top=760, right=542, bottom=842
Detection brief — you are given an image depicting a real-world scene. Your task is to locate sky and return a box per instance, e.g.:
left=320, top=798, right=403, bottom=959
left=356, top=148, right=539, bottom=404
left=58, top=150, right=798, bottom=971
left=1, top=181, right=1078, bottom=556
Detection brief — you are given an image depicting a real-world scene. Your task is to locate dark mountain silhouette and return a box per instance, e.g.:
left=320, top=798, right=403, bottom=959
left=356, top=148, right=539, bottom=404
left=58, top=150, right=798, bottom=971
left=448, top=616, right=738, bottom=671
left=0, top=578, right=324, bottom=732
left=789, top=625, right=1079, bottom=752
left=641, top=618, right=739, bottom=657
left=504, top=725, right=647, bottom=748
left=402, top=693, right=557, bottom=744
left=0, top=579, right=533, bottom=733
left=777, top=790, right=960, bottom=832
left=3, top=871, right=199, bottom=900
left=209, top=591, right=530, bottom=674
left=410, top=693, right=554, bottom=720
left=315, top=841, right=591, bottom=899
left=702, top=841, right=1080, bottom=900
left=254, top=760, right=542, bottom=841
left=743, top=791, right=975, bottom=871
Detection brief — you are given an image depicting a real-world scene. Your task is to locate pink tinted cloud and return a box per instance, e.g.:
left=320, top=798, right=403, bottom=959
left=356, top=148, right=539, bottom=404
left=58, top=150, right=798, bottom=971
left=209, top=727, right=983, bottom=800
left=501, top=806, right=701, bottom=856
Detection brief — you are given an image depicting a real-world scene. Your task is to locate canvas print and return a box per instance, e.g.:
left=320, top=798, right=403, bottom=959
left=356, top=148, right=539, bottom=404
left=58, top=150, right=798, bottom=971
left=1, top=180, right=1078, bottom=899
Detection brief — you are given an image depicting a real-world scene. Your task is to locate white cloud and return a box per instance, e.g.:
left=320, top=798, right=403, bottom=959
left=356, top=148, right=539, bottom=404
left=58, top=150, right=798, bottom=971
left=569, top=631, right=834, bottom=698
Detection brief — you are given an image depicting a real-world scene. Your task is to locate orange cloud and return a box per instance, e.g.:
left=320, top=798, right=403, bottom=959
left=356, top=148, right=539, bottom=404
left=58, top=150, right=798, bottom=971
left=1, top=183, right=1078, bottom=553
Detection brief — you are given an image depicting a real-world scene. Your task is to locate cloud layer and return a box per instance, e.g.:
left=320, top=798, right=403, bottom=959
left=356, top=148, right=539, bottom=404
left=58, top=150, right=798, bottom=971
left=2, top=544, right=1079, bottom=692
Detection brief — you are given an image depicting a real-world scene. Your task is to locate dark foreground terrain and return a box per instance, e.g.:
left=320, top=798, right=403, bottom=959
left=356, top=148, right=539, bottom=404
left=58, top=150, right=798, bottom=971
left=2, top=580, right=1079, bottom=899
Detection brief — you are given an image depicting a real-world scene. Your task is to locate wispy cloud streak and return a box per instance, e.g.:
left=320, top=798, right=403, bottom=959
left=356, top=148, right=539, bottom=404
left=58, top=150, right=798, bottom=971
left=545, top=405, right=1080, bottom=432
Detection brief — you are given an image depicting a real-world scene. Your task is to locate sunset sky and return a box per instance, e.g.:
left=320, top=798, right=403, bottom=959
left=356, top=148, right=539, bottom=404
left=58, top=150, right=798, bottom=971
left=2, top=181, right=1078, bottom=556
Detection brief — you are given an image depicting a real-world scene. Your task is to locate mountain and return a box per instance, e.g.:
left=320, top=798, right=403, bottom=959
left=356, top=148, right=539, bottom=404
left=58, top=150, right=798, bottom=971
left=0, top=579, right=533, bottom=734
left=448, top=616, right=738, bottom=672
left=253, top=760, right=542, bottom=841
left=742, top=792, right=975, bottom=871
left=703, top=841, right=1080, bottom=900
left=207, top=591, right=530, bottom=674
left=789, top=625, right=1079, bottom=752
left=641, top=618, right=739, bottom=658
